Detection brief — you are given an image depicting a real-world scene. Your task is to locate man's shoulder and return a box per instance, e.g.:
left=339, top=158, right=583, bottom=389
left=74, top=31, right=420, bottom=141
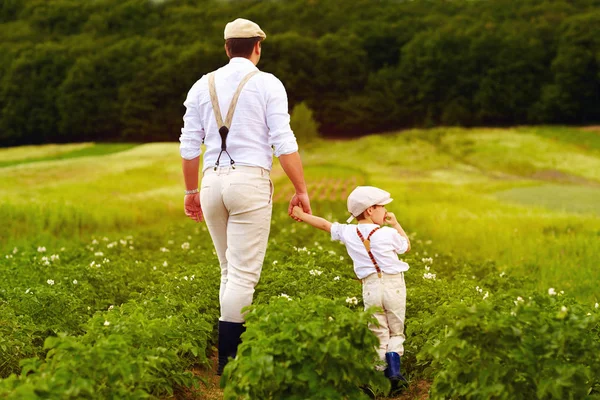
left=188, top=74, right=209, bottom=93
left=190, top=65, right=227, bottom=88
left=257, top=70, right=279, bottom=80
left=255, top=71, right=285, bottom=88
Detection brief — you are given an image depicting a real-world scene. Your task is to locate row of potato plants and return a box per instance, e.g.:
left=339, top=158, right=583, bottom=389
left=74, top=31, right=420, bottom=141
left=0, top=224, right=221, bottom=398
left=227, top=204, right=600, bottom=399
left=1, top=202, right=599, bottom=398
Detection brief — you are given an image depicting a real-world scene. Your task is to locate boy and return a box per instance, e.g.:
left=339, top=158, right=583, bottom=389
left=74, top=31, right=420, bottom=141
left=292, top=186, right=411, bottom=391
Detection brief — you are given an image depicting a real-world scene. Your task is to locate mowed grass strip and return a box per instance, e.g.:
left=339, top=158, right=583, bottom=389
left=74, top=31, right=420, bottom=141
left=439, top=129, right=600, bottom=182
left=0, top=143, right=138, bottom=168
left=522, top=125, right=600, bottom=153
left=495, top=184, right=600, bottom=215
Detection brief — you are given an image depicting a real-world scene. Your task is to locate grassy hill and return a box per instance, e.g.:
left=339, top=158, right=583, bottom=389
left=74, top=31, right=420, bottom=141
left=2, top=126, right=598, bottom=302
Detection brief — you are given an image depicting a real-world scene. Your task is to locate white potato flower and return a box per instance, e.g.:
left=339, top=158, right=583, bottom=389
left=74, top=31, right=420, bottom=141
left=345, top=297, right=358, bottom=305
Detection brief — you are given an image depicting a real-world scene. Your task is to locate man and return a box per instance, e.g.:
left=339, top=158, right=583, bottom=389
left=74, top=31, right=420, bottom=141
left=179, top=18, right=311, bottom=375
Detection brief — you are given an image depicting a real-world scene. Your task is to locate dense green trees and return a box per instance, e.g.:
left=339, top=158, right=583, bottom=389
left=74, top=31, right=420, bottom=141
left=1, top=0, right=599, bottom=145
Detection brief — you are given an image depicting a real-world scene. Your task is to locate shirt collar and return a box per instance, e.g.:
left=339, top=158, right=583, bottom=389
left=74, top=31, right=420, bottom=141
left=228, top=57, right=257, bottom=68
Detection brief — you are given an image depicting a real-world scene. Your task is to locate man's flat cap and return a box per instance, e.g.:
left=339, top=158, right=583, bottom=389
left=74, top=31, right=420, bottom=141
left=224, top=18, right=266, bottom=40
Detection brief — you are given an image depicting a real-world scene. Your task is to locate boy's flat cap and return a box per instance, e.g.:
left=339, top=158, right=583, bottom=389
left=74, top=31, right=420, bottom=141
left=346, top=186, right=393, bottom=223
left=224, top=18, right=266, bottom=40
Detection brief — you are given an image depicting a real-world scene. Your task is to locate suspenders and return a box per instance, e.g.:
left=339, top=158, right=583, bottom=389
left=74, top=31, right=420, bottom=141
left=207, top=70, right=260, bottom=170
left=357, top=227, right=382, bottom=278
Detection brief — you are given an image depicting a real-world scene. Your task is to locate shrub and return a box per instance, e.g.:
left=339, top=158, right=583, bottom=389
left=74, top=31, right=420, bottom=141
left=421, top=293, right=600, bottom=399
left=0, top=299, right=213, bottom=399
left=0, top=305, right=40, bottom=378
left=290, top=102, right=320, bottom=145
left=222, top=296, right=390, bottom=399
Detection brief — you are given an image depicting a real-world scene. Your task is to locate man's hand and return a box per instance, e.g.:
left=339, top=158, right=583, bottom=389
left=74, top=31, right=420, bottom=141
left=288, top=192, right=311, bottom=222
left=184, top=193, right=203, bottom=223
left=384, top=212, right=399, bottom=227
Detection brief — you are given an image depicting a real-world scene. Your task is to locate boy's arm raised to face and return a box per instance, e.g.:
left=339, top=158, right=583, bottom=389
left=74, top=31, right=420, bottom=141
left=292, top=206, right=332, bottom=233
left=385, top=212, right=411, bottom=252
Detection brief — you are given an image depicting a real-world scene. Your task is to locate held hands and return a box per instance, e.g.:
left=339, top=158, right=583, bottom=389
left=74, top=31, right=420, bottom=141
left=292, top=206, right=305, bottom=220
left=289, top=192, right=311, bottom=222
left=184, top=193, right=203, bottom=223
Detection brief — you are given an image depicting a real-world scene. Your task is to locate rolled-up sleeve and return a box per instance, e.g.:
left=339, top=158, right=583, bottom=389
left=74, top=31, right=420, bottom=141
left=390, top=230, right=409, bottom=255
left=265, top=75, right=298, bottom=157
left=179, top=80, right=205, bottom=160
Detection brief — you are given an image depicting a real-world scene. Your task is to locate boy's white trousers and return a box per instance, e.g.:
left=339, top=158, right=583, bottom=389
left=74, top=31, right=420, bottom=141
left=362, top=272, right=407, bottom=362
left=200, top=166, right=273, bottom=323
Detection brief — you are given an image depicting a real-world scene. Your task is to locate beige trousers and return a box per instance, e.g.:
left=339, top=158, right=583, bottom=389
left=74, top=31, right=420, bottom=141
left=362, top=272, right=406, bottom=362
left=200, top=166, right=273, bottom=323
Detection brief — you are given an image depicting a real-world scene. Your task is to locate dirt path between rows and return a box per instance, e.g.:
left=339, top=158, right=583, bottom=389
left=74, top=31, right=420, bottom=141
left=171, top=355, right=430, bottom=400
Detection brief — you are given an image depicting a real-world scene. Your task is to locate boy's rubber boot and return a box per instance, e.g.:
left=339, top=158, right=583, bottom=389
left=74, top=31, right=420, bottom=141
left=217, top=321, right=246, bottom=376
left=385, top=352, right=408, bottom=395
left=384, top=352, right=407, bottom=381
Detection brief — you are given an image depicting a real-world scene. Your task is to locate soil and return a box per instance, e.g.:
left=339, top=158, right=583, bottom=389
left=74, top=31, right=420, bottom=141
left=168, top=355, right=430, bottom=399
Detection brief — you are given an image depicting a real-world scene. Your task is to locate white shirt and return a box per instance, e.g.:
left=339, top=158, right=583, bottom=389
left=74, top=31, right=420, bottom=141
left=179, top=57, right=298, bottom=172
left=331, top=223, right=410, bottom=279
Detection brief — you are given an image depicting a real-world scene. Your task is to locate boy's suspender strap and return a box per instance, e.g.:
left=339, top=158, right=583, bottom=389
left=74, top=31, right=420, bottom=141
left=357, top=227, right=382, bottom=278
left=207, top=70, right=260, bottom=169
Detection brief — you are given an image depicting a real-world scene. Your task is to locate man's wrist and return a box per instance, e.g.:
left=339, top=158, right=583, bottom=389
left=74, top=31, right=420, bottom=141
left=184, top=188, right=199, bottom=195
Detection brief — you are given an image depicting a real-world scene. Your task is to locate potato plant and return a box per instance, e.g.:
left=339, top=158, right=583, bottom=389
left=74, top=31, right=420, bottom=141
left=0, top=204, right=599, bottom=398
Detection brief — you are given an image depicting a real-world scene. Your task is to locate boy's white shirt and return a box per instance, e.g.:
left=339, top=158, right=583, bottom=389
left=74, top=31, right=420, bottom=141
left=330, top=222, right=410, bottom=279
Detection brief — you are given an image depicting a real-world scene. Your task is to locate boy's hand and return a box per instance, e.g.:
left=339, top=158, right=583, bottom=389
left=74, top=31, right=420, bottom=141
left=384, top=212, right=399, bottom=226
left=292, top=206, right=304, bottom=220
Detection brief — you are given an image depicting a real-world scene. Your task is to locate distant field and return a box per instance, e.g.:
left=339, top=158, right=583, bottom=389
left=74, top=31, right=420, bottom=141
left=495, top=184, right=600, bottom=215
left=0, top=143, right=138, bottom=168
left=1, top=126, right=599, bottom=302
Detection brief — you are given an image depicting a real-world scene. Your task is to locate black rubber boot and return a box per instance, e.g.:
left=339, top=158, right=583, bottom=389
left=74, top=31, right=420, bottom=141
left=360, top=385, right=376, bottom=399
left=216, top=321, right=246, bottom=376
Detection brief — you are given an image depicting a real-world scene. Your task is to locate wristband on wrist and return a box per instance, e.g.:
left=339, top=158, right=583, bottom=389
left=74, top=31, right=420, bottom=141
left=184, top=188, right=199, bottom=195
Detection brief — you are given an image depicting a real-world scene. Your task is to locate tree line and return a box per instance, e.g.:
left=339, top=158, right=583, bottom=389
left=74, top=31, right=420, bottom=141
left=1, top=0, right=599, bottom=146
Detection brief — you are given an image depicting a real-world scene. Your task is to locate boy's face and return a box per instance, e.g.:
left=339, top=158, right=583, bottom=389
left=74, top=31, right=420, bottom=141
left=368, top=204, right=387, bottom=225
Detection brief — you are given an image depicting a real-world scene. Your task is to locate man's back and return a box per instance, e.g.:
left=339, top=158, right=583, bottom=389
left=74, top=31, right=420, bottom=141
left=180, top=57, right=297, bottom=172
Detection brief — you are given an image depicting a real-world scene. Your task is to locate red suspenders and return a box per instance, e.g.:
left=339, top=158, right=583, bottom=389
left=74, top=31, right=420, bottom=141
left=356, top=227, right=382, bottom=278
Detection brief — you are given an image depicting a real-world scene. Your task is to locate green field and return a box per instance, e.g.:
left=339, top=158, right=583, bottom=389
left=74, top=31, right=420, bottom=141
left=1, top=126, right=599, bottom=399
left=3, top=126, right=597, bottom=301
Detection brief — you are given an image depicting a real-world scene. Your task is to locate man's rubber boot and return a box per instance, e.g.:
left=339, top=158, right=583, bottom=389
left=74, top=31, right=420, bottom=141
left=216, top=321, right=246, bottom=376
left=384, top=352, right=408, bottom=395
left=360, top=385, right=376, bottom=399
